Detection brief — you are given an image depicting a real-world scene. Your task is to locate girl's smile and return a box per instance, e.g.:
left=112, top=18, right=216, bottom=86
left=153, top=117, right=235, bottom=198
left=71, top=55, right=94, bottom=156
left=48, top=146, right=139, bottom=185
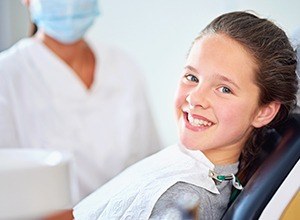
left=183, top=110, right=214, bottom=131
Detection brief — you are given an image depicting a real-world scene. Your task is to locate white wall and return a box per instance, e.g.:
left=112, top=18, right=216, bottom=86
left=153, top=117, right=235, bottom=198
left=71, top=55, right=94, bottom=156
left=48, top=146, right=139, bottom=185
left=0, top=1, right=11, bottom=51
left=87, top=0, right=300, bottom=146
left=3, top=0, right=300, bottom=146
left=0, top=0, right=29, bottom=51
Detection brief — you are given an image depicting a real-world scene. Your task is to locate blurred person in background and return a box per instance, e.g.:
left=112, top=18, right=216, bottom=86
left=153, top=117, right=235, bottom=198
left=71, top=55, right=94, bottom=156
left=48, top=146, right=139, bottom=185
left=0, top=0, right=161, bottom=202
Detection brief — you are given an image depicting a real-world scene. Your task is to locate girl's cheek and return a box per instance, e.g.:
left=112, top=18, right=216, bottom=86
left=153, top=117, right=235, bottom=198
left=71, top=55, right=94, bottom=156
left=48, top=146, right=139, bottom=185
left=174, top=87, right=187, bottom=108
left=174, top=97, right=181, bottom=112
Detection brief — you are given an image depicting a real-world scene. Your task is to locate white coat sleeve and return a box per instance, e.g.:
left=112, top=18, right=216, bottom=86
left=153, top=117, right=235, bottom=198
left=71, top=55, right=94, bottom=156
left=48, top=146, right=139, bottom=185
left=124, top=69, right=163, bottom=167
left=102, top=44, right=164, bottom=167
left=0, top=70, right=19, bottom=148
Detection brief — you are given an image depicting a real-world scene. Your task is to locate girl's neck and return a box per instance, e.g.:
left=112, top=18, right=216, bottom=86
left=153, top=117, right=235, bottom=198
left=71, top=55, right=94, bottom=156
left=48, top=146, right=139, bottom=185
left=204, top=147, right=242, bottom=165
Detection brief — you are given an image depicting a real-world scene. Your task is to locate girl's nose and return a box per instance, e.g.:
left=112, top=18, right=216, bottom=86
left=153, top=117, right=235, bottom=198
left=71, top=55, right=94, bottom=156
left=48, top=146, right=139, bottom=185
left=185, top=87, right=210, bottom=109
left=186, top=95, right=196, bottom=109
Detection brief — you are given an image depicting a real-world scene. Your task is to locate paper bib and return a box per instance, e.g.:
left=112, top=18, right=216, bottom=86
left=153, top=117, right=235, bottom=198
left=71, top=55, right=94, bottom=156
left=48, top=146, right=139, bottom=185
left=74, top=144, right=219, bottom=219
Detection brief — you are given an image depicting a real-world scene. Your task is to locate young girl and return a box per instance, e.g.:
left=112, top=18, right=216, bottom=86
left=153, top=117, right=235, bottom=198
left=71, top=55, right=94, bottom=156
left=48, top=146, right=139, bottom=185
left=72, top=11, right=298, bottom=220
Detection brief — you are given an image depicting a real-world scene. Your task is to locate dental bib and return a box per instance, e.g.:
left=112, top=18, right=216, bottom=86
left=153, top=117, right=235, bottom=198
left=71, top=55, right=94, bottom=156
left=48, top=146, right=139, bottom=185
left=73, top=144, right=219, bottom=219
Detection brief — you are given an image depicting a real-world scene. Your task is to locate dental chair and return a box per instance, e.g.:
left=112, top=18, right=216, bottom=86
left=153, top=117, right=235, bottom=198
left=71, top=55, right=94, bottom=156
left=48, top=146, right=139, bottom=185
left=222, top=113, right=300, bottom=220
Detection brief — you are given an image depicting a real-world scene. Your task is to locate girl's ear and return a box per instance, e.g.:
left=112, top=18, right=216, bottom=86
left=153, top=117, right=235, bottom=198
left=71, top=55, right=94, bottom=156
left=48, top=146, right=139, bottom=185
left=252, top=101, right=281, bottom=128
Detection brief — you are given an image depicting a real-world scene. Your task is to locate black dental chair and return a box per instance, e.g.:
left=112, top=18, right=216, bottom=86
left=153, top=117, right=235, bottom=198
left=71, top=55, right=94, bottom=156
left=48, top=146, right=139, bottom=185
left=222, top=113, right=300, bottom=220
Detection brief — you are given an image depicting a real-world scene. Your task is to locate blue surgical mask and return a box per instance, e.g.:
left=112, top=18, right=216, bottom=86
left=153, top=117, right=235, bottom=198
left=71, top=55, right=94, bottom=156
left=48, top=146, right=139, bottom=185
left=29, top=0, right=100, bottom=44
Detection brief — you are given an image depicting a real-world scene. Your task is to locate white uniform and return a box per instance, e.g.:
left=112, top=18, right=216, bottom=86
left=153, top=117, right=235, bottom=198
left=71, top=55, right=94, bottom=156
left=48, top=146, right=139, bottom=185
left=0, top=38, right=161, bottom=201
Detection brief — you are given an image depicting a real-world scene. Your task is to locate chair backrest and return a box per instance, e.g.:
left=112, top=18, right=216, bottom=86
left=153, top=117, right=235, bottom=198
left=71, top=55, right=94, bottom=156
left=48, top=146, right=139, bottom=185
left=222, top=113, right=300, bottom=220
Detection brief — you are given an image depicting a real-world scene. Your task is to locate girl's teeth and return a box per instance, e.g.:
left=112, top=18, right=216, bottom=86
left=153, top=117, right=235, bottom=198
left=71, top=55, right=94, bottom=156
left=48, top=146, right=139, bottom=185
left=188, top=114, right=212, bottom=127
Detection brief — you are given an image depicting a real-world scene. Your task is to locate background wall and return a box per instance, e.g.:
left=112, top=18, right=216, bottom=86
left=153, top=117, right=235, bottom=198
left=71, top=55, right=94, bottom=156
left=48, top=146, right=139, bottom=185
left=0, top=0, right=29, bottom=51
left=1, top=0, right=300, bottom=146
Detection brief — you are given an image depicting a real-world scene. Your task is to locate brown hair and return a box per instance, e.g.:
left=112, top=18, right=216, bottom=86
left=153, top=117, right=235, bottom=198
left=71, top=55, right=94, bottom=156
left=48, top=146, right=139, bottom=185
left=193, top=11, right=298, bottom=184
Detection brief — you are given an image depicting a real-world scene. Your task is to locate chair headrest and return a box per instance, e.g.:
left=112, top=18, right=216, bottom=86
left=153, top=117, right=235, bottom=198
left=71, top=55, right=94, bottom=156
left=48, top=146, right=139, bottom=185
left=222, top=113, right=300, bottom=220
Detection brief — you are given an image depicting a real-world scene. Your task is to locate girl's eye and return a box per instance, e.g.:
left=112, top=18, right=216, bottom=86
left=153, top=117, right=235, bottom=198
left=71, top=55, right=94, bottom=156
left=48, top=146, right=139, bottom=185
left=185, top=74, right=199, bottom=83
left=218, top=86, right=232, bottom=94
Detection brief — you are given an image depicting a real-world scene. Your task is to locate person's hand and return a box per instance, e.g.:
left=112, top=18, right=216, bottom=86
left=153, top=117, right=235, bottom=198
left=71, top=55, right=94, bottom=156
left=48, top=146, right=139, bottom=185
left=43, top=209, right=74, bottom=220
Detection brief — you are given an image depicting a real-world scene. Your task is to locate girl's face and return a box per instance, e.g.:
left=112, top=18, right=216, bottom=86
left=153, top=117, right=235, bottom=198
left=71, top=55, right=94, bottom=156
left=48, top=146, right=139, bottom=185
left=175, top=34, right=266, bottom=164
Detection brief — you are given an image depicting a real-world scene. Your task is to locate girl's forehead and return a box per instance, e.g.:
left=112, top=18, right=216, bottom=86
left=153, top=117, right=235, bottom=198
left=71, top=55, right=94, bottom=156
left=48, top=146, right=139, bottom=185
left=191, top=34, right=256, bottom=64
left=192, top=33, right=251, bottom=56
left=186, top=34, right=258, bottom=84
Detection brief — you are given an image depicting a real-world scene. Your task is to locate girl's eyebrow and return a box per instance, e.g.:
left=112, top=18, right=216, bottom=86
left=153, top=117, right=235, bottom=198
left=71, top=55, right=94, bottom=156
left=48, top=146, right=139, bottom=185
left=185, top=65, right=199, bottom=74
left=215, top=74, right=241, bottom=90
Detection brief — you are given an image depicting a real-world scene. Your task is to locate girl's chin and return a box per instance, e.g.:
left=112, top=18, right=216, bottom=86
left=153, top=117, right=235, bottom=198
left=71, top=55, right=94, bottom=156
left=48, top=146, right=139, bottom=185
left=179, top=139, right=200, bottom=151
